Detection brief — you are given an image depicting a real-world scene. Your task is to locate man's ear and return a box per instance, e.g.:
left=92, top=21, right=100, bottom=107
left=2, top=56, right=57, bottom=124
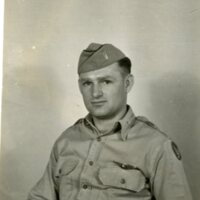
left=125, top=74, right=134, bottom=93
left=78, top=79, right=83, bottom=94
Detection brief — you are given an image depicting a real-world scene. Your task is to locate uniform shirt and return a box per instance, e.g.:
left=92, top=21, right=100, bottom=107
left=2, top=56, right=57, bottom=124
left=28, top=106, right=192, bottom=200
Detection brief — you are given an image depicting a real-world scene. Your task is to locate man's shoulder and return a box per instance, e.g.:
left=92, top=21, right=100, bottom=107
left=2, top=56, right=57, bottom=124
left=130, top=116, right=176, bottom=158
left=59, top=117, right=84, bottom=138
left=53, top=117, right=85, bottom=149
left=135, top=116, right=162, bottom=132
left=132, top=115, right=170, bottom=142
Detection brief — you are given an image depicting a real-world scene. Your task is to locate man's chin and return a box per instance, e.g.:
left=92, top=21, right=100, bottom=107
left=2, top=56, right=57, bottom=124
left=89, top=109, right=109, bottom=119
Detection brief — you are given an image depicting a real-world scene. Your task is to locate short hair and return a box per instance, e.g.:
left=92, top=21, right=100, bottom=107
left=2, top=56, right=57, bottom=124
left=117, top=57, right=131, bottom=74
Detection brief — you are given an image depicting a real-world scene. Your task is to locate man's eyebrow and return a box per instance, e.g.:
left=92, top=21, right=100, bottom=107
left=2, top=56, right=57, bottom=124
left=79, top=78, right=91, bottom=82
left=100, top=76, right=114, bottom=79
left=79, top=75, right=115, bottom=81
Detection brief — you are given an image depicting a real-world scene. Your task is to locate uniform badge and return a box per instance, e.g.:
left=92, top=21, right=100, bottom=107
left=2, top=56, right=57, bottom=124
left=171, top=141, right=182, bottom=160
left=103, top=52, right=109, bottom=60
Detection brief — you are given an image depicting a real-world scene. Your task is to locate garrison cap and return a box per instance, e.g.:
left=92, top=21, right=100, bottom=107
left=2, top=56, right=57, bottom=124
left=78, top=43, right=126, bottom=74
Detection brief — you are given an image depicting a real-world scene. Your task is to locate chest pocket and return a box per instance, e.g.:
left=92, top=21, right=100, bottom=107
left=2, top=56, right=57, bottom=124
left=54, top=157, right=79, bottom=200
left=98, top=166, right=146, bottom=192
left=55, top=157, right=79, bottom=178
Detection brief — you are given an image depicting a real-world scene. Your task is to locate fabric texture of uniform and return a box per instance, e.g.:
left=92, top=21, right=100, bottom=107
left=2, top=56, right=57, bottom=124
left=78, top=43, right=126, bottom=74
left=28, top=106, right=192, bottom=200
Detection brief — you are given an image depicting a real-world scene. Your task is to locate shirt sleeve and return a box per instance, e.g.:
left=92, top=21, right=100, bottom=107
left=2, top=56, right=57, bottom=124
left=27, top=145, right=59, bottom=200
left=152, top=140, right=193, bottom=200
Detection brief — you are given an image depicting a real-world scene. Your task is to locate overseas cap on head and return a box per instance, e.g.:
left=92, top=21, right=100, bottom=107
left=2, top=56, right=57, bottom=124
left=78, top=43, right=126, bottom=74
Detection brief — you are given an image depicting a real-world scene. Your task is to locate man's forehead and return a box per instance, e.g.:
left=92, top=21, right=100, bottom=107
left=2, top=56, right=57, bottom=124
left=79, top=63, right=121, bottom=80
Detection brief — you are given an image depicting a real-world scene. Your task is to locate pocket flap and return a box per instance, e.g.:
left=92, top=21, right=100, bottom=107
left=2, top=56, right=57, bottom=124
left=56, top=157, right=79, bottom=177
left=99, top=167, right=146, bottom=192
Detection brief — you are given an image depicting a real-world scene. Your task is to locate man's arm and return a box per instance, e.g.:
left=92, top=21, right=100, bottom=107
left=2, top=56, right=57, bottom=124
left=151, top=140, right=192, bottom=200
left=28, top=145, right=58, bottom=200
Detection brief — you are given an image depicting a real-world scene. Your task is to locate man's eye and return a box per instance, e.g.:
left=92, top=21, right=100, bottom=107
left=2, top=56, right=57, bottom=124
left=83, top=81, right=92, bottom=86
left=103, top=80, right=112, bottom=84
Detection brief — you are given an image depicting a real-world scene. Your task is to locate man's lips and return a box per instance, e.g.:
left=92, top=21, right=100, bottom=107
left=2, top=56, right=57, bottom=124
left=91, top=100, right=107, bottom=105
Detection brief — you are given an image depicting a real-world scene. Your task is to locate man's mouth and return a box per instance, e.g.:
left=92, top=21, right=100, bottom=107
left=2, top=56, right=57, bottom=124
left=91, top=100, right=107, bottom=106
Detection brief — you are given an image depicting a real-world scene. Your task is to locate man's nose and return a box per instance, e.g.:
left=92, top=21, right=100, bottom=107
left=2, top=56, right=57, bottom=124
left=92, top=84, right=103, bottom=98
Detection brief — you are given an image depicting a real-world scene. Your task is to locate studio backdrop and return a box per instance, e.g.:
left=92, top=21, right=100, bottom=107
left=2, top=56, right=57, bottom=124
left=1, top=0, right=200, bottom=200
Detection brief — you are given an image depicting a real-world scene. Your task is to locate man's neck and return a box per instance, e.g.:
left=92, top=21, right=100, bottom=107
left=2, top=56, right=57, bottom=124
left=92, top=106, right=127, bottom=133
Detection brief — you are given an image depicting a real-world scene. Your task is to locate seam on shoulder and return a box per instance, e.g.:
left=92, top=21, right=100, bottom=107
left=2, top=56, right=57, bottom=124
left=136, top=116, right=169, bottom=138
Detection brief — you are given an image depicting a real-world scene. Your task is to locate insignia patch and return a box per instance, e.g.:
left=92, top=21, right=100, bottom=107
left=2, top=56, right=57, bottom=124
left=103, top=52, right=109, bottom=60
left=171, top=141, right=182, bottom=160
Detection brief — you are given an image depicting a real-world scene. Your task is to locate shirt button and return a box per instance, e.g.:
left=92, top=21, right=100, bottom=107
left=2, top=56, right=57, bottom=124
left=121, top=164, right=126, bottom=169
left=120, top=178, right=126, bottom=184
left=82, top=184, right=88, bottom=189
left=89, top=161, right=94, bottom=166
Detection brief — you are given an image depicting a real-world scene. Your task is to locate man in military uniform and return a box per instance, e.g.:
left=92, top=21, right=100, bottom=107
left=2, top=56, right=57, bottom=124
left=28, top=43, right=192, bottom=200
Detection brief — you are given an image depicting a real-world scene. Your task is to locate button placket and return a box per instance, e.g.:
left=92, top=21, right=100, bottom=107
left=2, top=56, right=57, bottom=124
left=78, top=139, right=102, bottom=199
left=87, top=140, right=102, bottom=169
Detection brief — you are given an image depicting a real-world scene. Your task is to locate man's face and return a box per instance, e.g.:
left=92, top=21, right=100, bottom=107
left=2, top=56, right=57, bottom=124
left=78, top=63, right=133, bottom=120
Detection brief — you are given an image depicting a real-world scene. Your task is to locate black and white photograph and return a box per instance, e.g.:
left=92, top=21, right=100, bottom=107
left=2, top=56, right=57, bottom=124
left=0, top=1, right=200, bottom=200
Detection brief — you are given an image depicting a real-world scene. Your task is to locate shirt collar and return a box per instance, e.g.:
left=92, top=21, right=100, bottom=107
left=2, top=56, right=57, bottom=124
left=84, top=105, right=136, bottom=140
left=119, top=106, right=136, bottom=140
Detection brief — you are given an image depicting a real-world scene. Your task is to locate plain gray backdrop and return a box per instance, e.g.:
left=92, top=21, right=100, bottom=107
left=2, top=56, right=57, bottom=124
left=1, top=0, right=200, bottom=200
